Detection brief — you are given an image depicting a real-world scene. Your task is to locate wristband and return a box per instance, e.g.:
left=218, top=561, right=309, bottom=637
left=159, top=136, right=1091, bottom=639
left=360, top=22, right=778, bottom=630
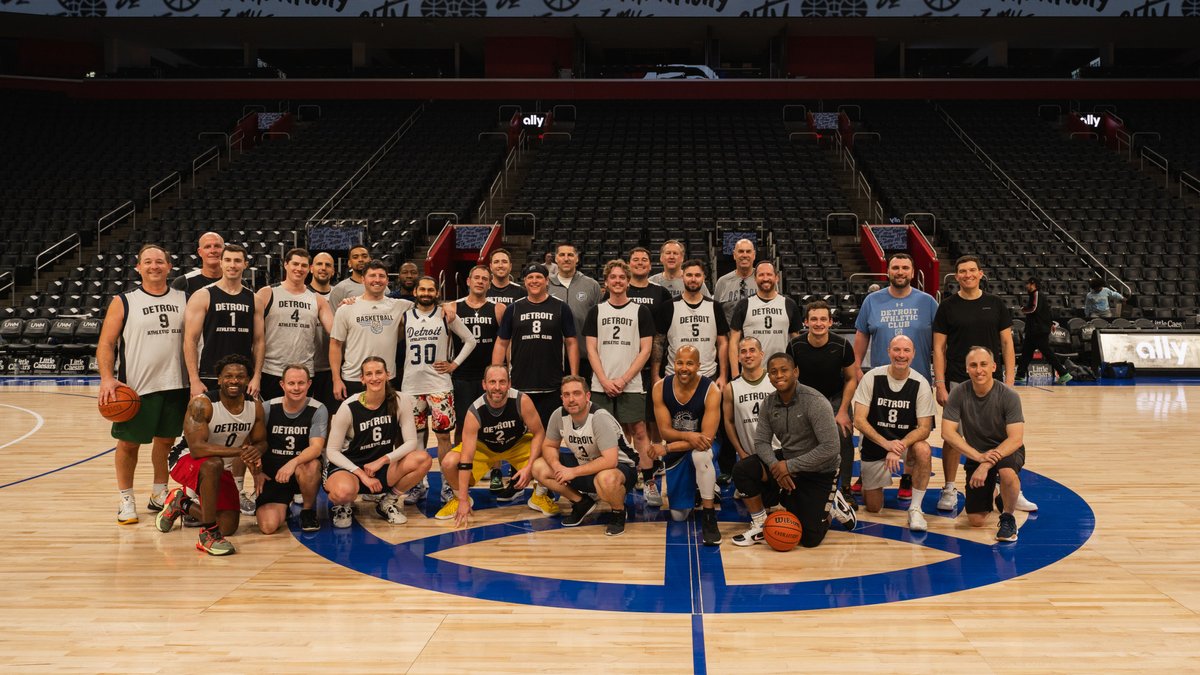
left=457, top=463, right=472, bottom=471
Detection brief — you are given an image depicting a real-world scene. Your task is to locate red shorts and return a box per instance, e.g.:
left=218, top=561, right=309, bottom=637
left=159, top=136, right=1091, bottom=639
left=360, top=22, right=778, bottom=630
left=169, top=453, right=241, bottom=512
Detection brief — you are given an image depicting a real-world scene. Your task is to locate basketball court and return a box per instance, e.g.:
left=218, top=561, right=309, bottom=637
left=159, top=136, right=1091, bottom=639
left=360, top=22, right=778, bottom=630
left=1, top=379, right=1198, bottom=673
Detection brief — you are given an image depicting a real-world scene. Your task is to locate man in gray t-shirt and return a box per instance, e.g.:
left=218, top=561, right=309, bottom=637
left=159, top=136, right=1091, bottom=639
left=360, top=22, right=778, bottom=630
left=940, top=346, right=1025, bottom=542
left=328, top=245, right=371, bottom=312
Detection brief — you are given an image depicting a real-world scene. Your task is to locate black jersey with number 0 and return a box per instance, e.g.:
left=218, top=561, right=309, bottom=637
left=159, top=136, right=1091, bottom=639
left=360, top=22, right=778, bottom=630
left=199, top=285, right=256, bottom=378
left=454, top=299, right=499, bottom=381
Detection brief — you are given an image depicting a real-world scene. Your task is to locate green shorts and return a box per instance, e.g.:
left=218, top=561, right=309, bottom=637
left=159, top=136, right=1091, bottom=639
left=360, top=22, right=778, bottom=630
left=111, top=388, right=189, bottom=445
left=592, top=391, right=646, bottom=425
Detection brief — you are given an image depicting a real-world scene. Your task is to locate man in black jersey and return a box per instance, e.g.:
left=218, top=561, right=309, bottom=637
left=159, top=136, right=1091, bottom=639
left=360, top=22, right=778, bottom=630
left=308, top=252, right=337, bottom=411
left=451, top=265, right=506, bottom=438
left=437, top=364, right=549, bottom=526
left=255, top=364, right=327, bottom=535
left=170, top=231, right=224, bottom=298
left=486, top=248, right=525, bottom=305
left=493, top=263, right=579, bottom=427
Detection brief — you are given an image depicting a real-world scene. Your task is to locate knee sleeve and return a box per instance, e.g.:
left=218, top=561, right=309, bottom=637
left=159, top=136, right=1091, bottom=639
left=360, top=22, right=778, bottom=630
left=692, top=449, right=717, bottom=500
left=670, top=508, right=692, bottom=522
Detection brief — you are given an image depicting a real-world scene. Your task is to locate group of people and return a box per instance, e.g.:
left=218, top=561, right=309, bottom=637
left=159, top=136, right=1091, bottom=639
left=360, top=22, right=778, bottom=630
left=98, top=233, right=1037, bottom=556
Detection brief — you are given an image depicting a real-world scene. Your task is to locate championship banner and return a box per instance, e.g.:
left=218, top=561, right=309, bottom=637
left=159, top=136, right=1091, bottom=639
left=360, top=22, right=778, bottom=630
left=6, top=0, right=1192, bottom=19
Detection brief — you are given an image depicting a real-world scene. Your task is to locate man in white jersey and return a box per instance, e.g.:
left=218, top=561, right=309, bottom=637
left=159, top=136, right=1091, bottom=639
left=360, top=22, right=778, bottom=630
left=532, top=376, right=638, bottom=536
left=98, top=244, right=190, bottom=524
left=254, top=248, right=334, bottom=401
left=713, top=238, right=757, bottom=323
left=723, top=337, right=778, bottom=467
left=852, top=335, right=936, bottom=532
left=649, top=239, right=711, bottom=300
left=328, top=244, right=370, bottom=310
left=308, top=252, right=337, bottom=411
left=728, top=261, right=801, bottom=379
left=170, top=231, right=224, bottom=297
left=156, top=354, right=266, bottom=556
left=583, top=260, right=655, bottom=504
left=329, top=259, right=415, bottom=400
left=665, top=258, right=729, bottom=388
left=399, top=276, right=477, bottom=501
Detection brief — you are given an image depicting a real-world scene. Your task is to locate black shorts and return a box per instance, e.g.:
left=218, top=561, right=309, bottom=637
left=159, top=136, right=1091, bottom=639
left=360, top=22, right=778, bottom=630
left=452, top=376, right=483, bottom=431
left=310, top=370, right=336, bottom=413
left=256, top=477, right=299, bottom=507
left=963, top=448, right=1025, bottom=514
left=526, top=391, right=562, bottom=429
left=324, top=464, right=389, bottom=496
left=560, top=451, right=636, bottom=496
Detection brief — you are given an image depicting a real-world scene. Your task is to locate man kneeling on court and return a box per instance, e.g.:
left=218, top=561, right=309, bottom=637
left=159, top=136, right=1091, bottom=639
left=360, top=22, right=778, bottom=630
left=730, top=353, right=857, bottom=548
left=157, top=354, right=266, bottom=556
left=940, top=346, right=1025, bottom=542
left=531, top=376, right=639, bottom=536
left=649, top=346, right=723, bottom=546
left=437, top=364, right=549, bottom=526
left=851, top=335, right=936, bottom=532
left=256, top=364, right=327, bottom=534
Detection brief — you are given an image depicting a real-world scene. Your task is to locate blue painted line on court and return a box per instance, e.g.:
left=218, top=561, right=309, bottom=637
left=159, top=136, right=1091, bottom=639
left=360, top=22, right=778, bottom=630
left=691, top=614, right=707, bottom=675
left=0, top=447, right=115, bottom=490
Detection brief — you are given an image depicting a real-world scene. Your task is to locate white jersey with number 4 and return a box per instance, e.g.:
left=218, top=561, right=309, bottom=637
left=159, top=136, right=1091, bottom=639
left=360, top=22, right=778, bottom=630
left=729, top=373, right=780, bottom=453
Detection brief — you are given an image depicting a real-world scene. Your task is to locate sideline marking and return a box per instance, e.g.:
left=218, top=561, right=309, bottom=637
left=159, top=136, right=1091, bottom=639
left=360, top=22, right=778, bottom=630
left=0, top=402, right=46, bottom=451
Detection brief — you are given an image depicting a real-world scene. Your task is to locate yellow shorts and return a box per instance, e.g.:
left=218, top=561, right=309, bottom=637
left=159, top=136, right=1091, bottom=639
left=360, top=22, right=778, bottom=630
left=452, top=434, right=533, bottom=486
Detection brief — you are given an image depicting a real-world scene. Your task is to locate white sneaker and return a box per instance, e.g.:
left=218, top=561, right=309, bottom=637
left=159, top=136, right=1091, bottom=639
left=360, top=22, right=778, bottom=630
left=1015, top=491, right=1038, bottom=511
left=644, top=479, right=663, bottom=507
left=403, top=480, right=429, bottom=505
left=440, top=481, right=455, bottom=504
left=331, top=504, right=354, bottom=528
left=361, top=492, right=383, bottom=503
left=376, top=495, right=408, bottom=524
left=937, top=486, right=959, bottom=511
left=240, top=492, right=256, bottom=516
left=293, top=493, right=303, bottom=505
left=907, top=509, right=928, bottom=532
left=117, top=497, right=138, bottom=525
left=732, top=521, right=765, bottom=546
left=831, top=488, right=857, bottom=531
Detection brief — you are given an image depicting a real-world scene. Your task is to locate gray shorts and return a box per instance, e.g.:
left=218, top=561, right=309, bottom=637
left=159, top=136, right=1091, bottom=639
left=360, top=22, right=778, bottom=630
left=859, top=459, right=894, bottom=492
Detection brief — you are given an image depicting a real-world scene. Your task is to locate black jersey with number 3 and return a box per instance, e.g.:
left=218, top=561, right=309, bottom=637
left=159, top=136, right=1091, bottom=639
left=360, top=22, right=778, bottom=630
left=264, top=396, right=320, bottom=476
left=199, top=285, right=256, bottom=378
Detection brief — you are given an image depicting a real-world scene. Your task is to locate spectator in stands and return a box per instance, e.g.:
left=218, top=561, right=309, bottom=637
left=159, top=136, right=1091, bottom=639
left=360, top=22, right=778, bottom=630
left=650, top=240, right=710, bottom=300
left=171, top=231, right=224, bottom=298
left=328, top=244, right=371, bottom=311
left=548, top=242, right=602, bottom=340
left=1085, top=278, right=1125, bottom=319
left=1017, top=277, right=1071, bottom=385
left=387, top=262, right=419, bottom=301
left=544, top=251, right=559, bottom=278
left=714, top=238, right=757, bottom=323
left=487, top=248, right=525, bottom=305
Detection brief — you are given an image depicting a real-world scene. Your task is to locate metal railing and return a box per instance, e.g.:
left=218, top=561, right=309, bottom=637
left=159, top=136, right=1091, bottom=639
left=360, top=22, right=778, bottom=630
left=903, top=212, right=937, bottom=237
left=782, top=104, right=807, bottom=122
left=853, top=131, right=881, bottom=144
left=477, top=130, right=528, bottom=224
left=263, top=132, right=291, bottom=141
left=826, top=212, right=860, bottom=238
left=908, top=222, right=938, bottom=262
left=498, top=104, right=521, bottom=124
left=552, top=104, right=577, bottom=123
left=148, top=171, right=181, bottom=218
left=0, top=270, right=13, bottom=305
left=97, top=200, right=135, bottom=245
left=297, top=104, right=322, bottom=120
left=197, top=131, right=232, bottom=162
left=503, top=212, right=537, bottom=238
left=230, top=128, right=246, bottom=155
left=191, top=146, right=220, bottom=187
left=1115, top=128, right=1132, bottom=159
left=242, top=104, right=265, bottom=117
left=35, top=233, right=81, bottom=290
left=1140, top=146, right=1169, bottom=189
left=426, top=212, right=458, bottom=236
left=1069, top=131, right=1099, bottom=141
left=935, top=104, right=1132, bottom=299
left=540, top=132, right=571, bottom=142
left=1037, top=104, right=1061, bottom=121
left=838, top=104, right=861, bottom=121
left=788, top=132, right=819, bottom=142
left=306, top=102, right=426, bottom=228
left=1180, top=171, right=1200, bottom=200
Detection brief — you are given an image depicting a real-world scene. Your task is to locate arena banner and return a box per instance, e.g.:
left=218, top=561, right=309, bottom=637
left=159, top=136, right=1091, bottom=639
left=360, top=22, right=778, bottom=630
left=1096, top=330, right=1200, bottom=372
left=5, top=0, right=1192, bottom=19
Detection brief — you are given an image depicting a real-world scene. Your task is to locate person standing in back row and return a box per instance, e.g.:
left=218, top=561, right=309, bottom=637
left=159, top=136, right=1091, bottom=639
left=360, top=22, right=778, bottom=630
left=728, top=261, right=801, bottom=379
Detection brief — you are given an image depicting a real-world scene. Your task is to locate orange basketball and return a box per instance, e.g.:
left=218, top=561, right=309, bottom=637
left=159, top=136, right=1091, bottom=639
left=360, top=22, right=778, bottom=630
left=763, top=511, right=803, bottom=552
left=99, top=384, right=141, bottom=423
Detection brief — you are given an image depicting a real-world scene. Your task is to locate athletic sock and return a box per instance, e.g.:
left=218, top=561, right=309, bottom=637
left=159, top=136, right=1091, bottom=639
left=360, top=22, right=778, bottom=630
left=944, top=481, right=956, bottom=492
left=151, top=482, right=167, bottom=497
left=750, top=509, right=766, bottom=527
left=910, top=489, right=926, bottom=510
left=119, top=488, right=134, bottom=501
left=233, top=476, right=245, bottom=492
left=533, top=485, right=548, bottom=497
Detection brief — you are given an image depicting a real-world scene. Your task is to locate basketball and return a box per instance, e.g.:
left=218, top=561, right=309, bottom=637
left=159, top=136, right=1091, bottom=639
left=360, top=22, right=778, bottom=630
left=763, top=511, right=803, bottom=552
left=98, top=384, right=141, bottom=423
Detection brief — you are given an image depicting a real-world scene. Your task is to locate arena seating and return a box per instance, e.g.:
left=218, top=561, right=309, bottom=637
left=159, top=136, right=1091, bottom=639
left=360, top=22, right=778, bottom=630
left=943, top=101, right=1200, bottom=319
left=854, top=101, right=1097, bottom=316
left=1114, top=100, right=1200, bottom=177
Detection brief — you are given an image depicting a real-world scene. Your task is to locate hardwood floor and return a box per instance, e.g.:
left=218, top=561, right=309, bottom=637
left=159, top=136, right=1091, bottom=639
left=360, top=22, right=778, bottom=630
left=1, top=382, right=1198, bottom=673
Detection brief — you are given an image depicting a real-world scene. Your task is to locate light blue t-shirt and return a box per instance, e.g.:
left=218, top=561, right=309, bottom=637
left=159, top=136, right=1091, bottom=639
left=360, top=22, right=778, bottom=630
left=854, top=288, right=938, bottom=381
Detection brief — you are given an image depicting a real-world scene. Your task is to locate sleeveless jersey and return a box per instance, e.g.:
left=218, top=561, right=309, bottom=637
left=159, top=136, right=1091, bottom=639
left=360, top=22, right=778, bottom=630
left=729, top=372, right=781, bottom=453
left=342, top=395, right=400, bottom=466
left=401, top=306, right=453, bottom=395
left=590, top=301, right=649, bottom=394
left=263, top=396, right=321, bottom=476
left=309, top=285, right=331, bottom=372
left=117, top=286, right=186, bottom=395
left=199, top=285, right=255, bottom=378
left=507, top=296, right=568, bottom=393
left=665, top=297, right=720, bottom=378
left=860, top=373, right=921, bottom=462
left=661, top=374, right=713, bottom=468
left=263, top=284, right=320, bottom=376
left=454, top=299, right=498, bottom=381
left=559, top=403, right=636, bottom=467
left=205, top=390, right=257, bottom=470
left=173, top=269, right=219, bottom=299
left=739, top=294, right=792, bottom=358
left=468, top=389, right=527, bottom=452
left=487, top=282, right=525, bottom=306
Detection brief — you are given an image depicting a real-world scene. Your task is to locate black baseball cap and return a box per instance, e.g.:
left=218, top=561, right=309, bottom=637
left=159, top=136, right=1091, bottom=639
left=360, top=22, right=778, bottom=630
left=523, top=263, right=549, bottom=278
